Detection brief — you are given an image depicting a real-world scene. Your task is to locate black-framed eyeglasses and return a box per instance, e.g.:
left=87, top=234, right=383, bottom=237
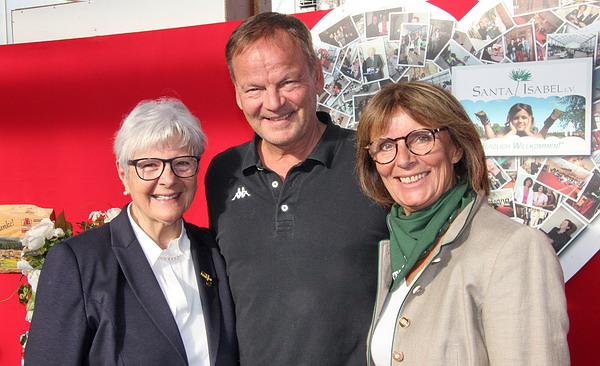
left=365, top=127, right=448, bottom=165
left=128, top=156, right=200, bottom=181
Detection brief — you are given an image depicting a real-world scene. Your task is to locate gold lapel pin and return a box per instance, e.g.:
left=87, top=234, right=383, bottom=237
left=200, top=271, right=213, bottom=287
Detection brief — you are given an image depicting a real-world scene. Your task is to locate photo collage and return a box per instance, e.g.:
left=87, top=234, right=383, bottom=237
left=311, top=0, right=600, bottom=255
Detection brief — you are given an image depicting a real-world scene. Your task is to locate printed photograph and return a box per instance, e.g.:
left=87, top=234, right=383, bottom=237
left=489, top=188, right=516, bottom=217
left=546, top=32, right=597, bottom=60
left=323, top=70, right=350, bottom=101
left=406, top=61, right=439, bottom=81
left=504, top=23, right=537, bottom=62
left=495, top=156, right=520, bottom=171
left=537, top=157, right=593, bottom=200
left=487, top=157, right=513, bottom=190
left=557, top=4, right=600, bottom=29
left=539, top=204, right=586, bottom=254
left=389, top=12, right=430, bottom=41
left=564, top=168, right=600, bottom=222
left=316, top=44, right=340, bottom=75
left=365, top=7, right=404, bottom=38
left=353, top=93, right=377, bottom=122
left=352, top=13, right=365, bottom=36
left=398, top=23, right=429, bottom=66
left=317, top=104, right=352, bottom=129
left=514, top=203, right=550, bottom=226
left=452, top=30, right=477, bottom=55
left=532, top=11, right=565, bottom=44
left=513, top=171, right=538, bottom=206
left=479, top=37, right=505, bottom=63
left=342, top=80, right=379, bottom=103
left=427, top=18, right=454, bottom=60
left=338, top=44, right=362, bottom=82
left=513, top=0, right=560, bottom=16
left=434, top=39, right=482, bottom=70
left=531, top=181, right=560, bottom=210
left=467, top=2, right=514, bottom=50
left=420, top=69, right=452, bottom=91
left=384, top=40, right=408, bottom=82
left=521, top=157, right=547, bottom=176
left=453, top=59, right=592, bottom=156
left=359, top=38, right=389, bottom=83
left=319, top=16, right=360, bottom=48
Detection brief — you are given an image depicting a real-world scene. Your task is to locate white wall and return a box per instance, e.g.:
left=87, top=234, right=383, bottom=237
left=2, top=0, right=226, bottom=45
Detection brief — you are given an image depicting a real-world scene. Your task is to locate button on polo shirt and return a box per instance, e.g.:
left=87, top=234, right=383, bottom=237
left=205, top=112, right=389, bottom=366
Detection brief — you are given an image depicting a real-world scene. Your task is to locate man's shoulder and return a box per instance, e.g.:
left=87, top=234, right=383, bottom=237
left=210, top=141, right=253, bottom=165
left=206, top=140, right=253, bottom=178
left=326, top=124, right=358, bottom=154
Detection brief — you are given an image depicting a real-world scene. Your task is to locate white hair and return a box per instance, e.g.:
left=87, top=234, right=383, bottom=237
left=114, top=97, right=207, bottom=175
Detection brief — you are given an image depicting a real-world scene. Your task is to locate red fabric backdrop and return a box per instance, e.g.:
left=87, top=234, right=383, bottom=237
left=0, top=10, right=597, bottom=365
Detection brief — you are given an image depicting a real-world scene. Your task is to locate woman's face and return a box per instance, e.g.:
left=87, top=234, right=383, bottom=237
left=374, top=110, right=463, bottom=214
left=510, top=109, right=532, bottom=132
left=524, top=179, right=532, bottom=188
left=117, top=142, right=197, bottom=232
left=559, top=220, right=570, bottom=231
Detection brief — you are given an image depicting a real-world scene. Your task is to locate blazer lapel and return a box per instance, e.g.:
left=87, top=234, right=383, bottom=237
left=109, top=210, right=188, bottom=364
left=187, top=225, right=221, bottom=366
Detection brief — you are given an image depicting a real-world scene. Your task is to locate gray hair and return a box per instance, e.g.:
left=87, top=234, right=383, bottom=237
left=114, top=97, right=207, bottom=175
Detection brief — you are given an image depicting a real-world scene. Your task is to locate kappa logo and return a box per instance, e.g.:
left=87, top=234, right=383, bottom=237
left=231, top=186, right=251, bottom=201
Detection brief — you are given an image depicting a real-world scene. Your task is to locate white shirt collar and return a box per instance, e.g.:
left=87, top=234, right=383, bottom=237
left=126, top=204, right=190, bottom=267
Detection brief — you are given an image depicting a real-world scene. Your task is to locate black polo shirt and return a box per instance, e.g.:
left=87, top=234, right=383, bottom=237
left=205, top=113, right=389, bottom=366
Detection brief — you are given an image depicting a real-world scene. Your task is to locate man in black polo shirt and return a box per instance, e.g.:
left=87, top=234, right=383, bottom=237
left=205, top=12, right=388, bottom=366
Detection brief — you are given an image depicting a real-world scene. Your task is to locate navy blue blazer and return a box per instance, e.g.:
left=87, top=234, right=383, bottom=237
left=24, top=208, right=238, bottom=365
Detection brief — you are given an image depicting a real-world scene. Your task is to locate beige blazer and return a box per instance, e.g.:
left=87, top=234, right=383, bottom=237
left=367, top=194, right=569, bottom=365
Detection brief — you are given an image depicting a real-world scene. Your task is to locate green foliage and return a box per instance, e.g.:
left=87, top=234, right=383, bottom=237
left=557, top=95, right=586, bottom=131
left=509, top=69, right=532, bottom=82
left=18, top=283, right=31, bottom=305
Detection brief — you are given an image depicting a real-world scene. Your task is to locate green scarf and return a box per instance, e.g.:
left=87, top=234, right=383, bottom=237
left=387, top=178, right=474, bottom=290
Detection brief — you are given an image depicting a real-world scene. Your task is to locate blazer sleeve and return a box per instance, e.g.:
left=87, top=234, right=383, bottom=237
left=481, top=225, right=569, bottom=365
left=24, top=242, right=93, bottom=365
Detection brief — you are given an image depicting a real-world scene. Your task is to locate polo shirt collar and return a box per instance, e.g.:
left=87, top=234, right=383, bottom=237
left=241, top=112, right=338, bottom=174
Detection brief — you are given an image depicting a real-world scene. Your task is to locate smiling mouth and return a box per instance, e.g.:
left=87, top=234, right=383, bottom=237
left=397, top=172, right=428, bottom=184
left=152, top=193, right=181, bottom=200
left=264, top=112, right=293, bottom=121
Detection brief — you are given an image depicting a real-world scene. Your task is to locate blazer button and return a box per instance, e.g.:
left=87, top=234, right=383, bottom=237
left=412, top=285, right=424, bottom=295
left=398, top=316, right=410, bottom=328
left=392, top=351, right=404, bottom=362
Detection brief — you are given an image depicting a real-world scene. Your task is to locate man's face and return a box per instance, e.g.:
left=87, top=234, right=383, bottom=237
left=231, top=33, right=324, bottom=151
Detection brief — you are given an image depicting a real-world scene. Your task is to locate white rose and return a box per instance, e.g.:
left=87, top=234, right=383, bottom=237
left=53, top=228, right=65, bottom=238
left=88, top=211, right=103, bottom=221
left=21, top=218, right=55, bottom=250
left=21, top=235, right=45, bottom=251
left=103, top=208, right=121, bottom=223
left=17, top=259, right=33, bottom=276
left=27, top=269, right=41, bottom=293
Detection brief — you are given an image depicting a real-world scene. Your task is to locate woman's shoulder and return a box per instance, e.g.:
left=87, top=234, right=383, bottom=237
left=44, top=223, right=113, bottom=269
left=469, top=203, right=554, bottom=253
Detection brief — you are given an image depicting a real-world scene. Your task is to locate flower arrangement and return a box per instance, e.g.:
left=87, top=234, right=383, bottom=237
left=16, top=208, right=120, bottom=347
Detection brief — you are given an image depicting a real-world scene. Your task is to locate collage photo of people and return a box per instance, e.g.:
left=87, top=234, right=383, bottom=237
left=311, top=0, right=600, bottom=256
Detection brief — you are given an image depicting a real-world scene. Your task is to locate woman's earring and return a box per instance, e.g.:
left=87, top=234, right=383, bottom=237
left=123, top=190, right=129, bottom=196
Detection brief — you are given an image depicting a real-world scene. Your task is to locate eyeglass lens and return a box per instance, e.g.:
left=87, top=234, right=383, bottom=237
left=371, top=129, right=436, bottom=164
left=134, top=156, right=198, bottom=180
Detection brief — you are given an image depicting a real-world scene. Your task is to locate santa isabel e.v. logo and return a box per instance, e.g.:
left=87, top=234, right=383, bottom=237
left=471, top=68, right=576, bottom=97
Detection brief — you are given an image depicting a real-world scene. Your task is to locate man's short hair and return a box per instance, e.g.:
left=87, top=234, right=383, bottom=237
left=225, top=12, right=318, bottom=80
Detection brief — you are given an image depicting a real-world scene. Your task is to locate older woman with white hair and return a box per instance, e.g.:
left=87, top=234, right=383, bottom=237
left=25, top=98, right=238, bottom=366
